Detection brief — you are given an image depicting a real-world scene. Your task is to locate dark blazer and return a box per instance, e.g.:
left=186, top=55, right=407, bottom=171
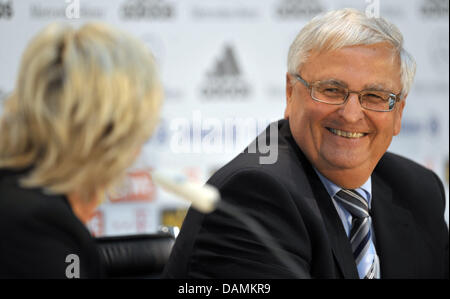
left=0, top=168, right=103, bottom=278
left=163, top=119, right=449, bottom=279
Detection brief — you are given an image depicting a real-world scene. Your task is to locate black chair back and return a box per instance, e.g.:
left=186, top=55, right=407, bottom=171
left=96, top=233, right=175, bottom=278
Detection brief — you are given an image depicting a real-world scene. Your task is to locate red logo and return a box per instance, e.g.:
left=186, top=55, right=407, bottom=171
left=108, top=169, right=156, bottom=203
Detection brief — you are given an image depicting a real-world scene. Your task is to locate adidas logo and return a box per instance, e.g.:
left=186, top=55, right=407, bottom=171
left=420, top=0, right=449, bottom=17
left=120, top=0, right=175, bottom=20
left=275, top=0, right=324, bottom=19
left=200, top=45, right=251, bottom=100
left=207, top=46, right=240, bottom=77
left=0, top=0, right=13, bottom=19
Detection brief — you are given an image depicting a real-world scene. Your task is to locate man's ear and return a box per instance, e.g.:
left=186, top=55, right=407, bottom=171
left=393, top=95, right=406, bottom=136
left=285, top=73, right=293, bottom=119
left=286, top=73, right=294, bottom=102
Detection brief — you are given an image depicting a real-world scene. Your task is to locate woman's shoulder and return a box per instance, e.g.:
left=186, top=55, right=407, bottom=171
left=0, top=167, right=102, bottom=278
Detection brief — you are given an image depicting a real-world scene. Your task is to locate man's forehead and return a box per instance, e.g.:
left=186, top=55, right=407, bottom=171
left=299, top=44, right=402, bottom=90
left=315, top=78, right=397, bottom=91
left=305, top=43, right=398, bottom=62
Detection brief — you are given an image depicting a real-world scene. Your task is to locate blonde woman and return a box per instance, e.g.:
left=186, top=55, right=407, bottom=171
left=0, top=23, right=162, bottom=278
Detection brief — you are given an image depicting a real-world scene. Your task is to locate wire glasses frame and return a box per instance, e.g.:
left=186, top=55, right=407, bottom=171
left=294, top=74, right=401, bottom=112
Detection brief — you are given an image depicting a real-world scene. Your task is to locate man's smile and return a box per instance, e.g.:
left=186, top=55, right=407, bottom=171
left=326, top=127, right=368, bottom=139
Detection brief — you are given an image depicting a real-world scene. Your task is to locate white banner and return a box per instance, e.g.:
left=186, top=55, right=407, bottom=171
left=1, top=0, right=448, bottom=234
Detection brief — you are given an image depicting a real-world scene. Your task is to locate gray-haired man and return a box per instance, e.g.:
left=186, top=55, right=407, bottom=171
left=164, top=9, right=448, bottom=279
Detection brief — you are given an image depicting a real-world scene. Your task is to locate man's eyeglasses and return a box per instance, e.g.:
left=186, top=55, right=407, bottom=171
left=293, top=74, right=401, bottom=112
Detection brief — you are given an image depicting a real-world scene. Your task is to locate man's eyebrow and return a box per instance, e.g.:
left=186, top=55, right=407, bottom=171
left=317, top=79, right=347, bottom=87
left=318, top=79, right=395, bottom=92
left=363, top=83, right=393, bottom=91
left=316, top=78, right=396, bottom=92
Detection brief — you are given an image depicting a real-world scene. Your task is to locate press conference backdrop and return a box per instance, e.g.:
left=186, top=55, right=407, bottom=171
left=0, top=0, right=448, bottom=235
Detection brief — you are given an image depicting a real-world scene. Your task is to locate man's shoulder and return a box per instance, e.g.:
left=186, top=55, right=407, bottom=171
left=207, top=119, right=307, bottom=188
left=376, top=152, right=441, bottom=182
left=375, top=152, right=445, bottom=208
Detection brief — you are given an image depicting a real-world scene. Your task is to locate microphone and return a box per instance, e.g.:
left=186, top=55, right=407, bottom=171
left=150, top=170, right=220, bottom=213
left=150, top=169, right=307, bottom=278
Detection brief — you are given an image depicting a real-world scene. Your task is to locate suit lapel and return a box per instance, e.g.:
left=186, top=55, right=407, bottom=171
left=280, top=119, right=359, bottom=278
left=371, top=173, right=415, bottom=278
left=280, top=119, right=418, bottom=278
left=307, top=167, right=360, bottom=279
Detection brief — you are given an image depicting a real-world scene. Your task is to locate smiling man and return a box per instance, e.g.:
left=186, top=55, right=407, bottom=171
left=164, top=9, right=449, bottom=279
left=285, top=42, right=405, bottom=190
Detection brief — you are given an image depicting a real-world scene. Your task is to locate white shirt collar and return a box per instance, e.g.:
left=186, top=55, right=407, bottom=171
left=313, top=168, right=372, bottom=208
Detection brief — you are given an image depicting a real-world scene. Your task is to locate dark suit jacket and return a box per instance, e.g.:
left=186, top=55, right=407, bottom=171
left=0, top=168, right=103, bottom=278
left=163, top=119, right=449, bottom=278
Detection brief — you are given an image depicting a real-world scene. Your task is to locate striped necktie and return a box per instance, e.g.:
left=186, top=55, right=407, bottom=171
left=334, top=189, right=379, bottom=279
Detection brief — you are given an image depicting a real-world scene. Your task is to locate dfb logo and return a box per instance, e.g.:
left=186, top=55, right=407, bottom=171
left=0, top=0, right=13, bottom=19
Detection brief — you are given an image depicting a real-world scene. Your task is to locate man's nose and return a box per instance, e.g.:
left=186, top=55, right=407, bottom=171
left=338, top=92, right=365, bottom=122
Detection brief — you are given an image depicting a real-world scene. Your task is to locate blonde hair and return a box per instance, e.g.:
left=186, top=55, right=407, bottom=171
left=287, top=8, right=416, bottom=98
left=0, top=22, right=162, bottom=202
